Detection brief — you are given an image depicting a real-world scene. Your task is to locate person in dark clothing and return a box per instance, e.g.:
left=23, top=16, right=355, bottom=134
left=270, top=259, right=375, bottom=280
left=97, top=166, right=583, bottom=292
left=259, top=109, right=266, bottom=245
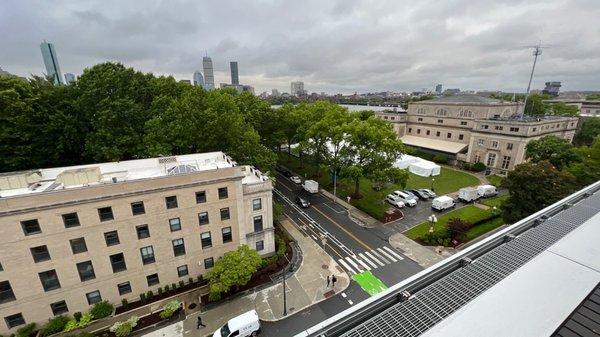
left=332, top=275, right=337, bottom=287
left=327, top=275, right=331, bottom=287
left=197, top=316, right=206, bottom=329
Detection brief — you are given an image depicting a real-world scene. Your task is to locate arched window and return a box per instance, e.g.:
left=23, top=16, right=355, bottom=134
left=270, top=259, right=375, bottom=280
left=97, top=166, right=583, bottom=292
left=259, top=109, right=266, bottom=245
left=435, top=108, right=448, bottom=116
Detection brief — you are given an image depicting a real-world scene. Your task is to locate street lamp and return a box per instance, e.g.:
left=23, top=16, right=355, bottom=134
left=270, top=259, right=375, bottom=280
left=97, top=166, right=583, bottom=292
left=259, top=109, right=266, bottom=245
left=431, top=178, right=435, bottom=191
left=428, top=214, right=438, bottom=234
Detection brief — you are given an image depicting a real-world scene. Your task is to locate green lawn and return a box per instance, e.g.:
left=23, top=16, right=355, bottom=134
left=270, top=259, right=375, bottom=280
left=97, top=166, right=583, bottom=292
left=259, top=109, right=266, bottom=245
left=486, top=175, right=504, bottom=187
left=404, top=205, right=494, bottom=239
left=464, top=216, right=505, bottom=242
left=278, top=152, right=479, bottom=219
left=479, top=194, right=508, bottom=209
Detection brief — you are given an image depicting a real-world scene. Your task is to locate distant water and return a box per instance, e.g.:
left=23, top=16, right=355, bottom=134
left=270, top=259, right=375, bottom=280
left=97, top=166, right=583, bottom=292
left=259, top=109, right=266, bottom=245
left=271, top=104, right=405, bottom=112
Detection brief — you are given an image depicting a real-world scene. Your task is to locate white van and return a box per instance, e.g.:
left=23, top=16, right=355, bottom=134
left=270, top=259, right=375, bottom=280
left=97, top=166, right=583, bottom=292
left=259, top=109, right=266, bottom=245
left=477, top=185, right=498, bottom=198
left=458, top=187, right=480, bottom=203
left=432, top=196, right=455, bottom=211
left=213, top=310, right=261, bottom=337
left=302, top=180, right=319, bottom=194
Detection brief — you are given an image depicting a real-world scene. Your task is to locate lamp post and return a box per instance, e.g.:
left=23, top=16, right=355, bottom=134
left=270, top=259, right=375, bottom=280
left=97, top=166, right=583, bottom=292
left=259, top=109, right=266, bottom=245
left=428, top=214, right=438, bottom=234
left=431, top=178, right=435, bottom=191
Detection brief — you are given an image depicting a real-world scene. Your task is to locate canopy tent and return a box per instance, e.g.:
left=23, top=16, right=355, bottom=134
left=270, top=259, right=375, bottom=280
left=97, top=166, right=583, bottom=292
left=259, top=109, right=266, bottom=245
left=394, top=155, right=420, bottom=169
left=393, top=154, right=441, bottom=177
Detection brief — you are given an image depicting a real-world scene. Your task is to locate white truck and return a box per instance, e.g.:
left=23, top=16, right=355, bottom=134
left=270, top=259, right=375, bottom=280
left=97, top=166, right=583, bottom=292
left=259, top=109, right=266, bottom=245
left=302, top=179, right=319, bottom=194
left=213, top=310, right=261, bottom=337
left=477, top=184, right=498, bottom=198
left=458, top=187, right=480, bottom=203
left=432, top=196, right=456, bottom=212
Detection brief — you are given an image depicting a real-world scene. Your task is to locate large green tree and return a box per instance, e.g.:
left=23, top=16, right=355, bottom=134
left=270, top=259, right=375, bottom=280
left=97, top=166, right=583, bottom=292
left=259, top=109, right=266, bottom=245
left=525, top=135, right=580, bottom=170
left=574, top=118, right=600, bottom=146
left=503, top=161, right=577, bottom=223
left=524, top=94, right=551, bottom=116
left=586, top=93, right=600, bottom=100
left=566, top=137, right=600, bottom=187
left=206, top=245, right=262, bottom=301
left=548, top=102, right=579, bottom=116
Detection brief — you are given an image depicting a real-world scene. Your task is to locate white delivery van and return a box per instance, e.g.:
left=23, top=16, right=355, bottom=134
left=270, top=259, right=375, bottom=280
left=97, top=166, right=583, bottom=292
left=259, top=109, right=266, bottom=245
left=477, top=184, right=498, bottom=198
left=458, top=187, right=480, bottom=203
left=213, top=310, right=261, bottom=337
left=302, top=179, right=319, bottom=194
left=432, top=196, right=455, bottom=211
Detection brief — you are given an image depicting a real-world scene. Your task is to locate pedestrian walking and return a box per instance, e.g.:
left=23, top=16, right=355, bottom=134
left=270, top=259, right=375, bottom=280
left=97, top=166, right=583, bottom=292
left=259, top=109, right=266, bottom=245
left=326, top=275, right=331, bottom=287
left=197, top=316, right=206, bottom=329
left=332, top=275, right=337, bottom=287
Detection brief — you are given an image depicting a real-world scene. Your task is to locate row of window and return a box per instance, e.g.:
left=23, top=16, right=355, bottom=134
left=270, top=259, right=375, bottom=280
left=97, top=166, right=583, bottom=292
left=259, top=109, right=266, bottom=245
left=408, top=128, right=465, bottom=141
left=476, top=139, right=514, bottom=151
left=473, top=153, right=512, bottom=170
left=19, top=187, right=245, bottom=236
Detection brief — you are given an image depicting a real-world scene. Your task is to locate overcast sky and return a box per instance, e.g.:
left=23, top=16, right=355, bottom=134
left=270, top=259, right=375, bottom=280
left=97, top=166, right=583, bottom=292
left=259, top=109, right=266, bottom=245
left=2, top=0, right=599, bottom=94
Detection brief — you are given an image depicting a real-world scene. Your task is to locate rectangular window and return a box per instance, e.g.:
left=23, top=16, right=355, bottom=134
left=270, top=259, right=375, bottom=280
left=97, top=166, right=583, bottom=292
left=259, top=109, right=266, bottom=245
left=31, top=245, right=51, bottom=263
left=481, top=124, right=489, bottom=130
left=218, top=187, right=228, bottom=199
left=117, top=282, right=132, bottom=295
left=491, top=141, right=499, bottom=148
left=461, top=121, right=467, bottom=126
left=169, top=218, right=181, bottom=231
left=0, top=281, right=16, bottom=304
left=487, top=153, right=497, bottom=167
left=426, top=130, right=430, bottom=135
left=39, top=270, right=61, bottom=292
left=507, top=143, right=513, bottom=150
left=146, top=273, right=160, bottom=286
left=510, top=127, right=520, bottom=132
left=253, top=198, right=262, bottom=211
left=447, top=133, right=452, bottom=139
left=501, top=156, right=511, bottom=170
left=253, top=216, right=263, bottom=232
left=172, top=238, right=186, bottom=256
left=533, top=127, right=537, bottom=132
left=478, top=139, right=485, bottom=146
left=70, top=237, right=87, bottom=254
left=198, top=212, right=209, bottom=225
left=222, top=227, right=232, bottom=243
left=136, top=224, right=150, bottom=239
left=104, top=231, right=120, bottom=246
left=256, top=240, right=264, bottom=251
left=459, top=134, right=464, bottom=140
left=140, top=246, right=155, bottom=264
left=131, top=201, right=145, bottom=215
left=110, top=253, right=127, bottom=273
left=195, top=191, right=206, bottom=204
left=86, top=290, right=101, bottom=305
left=21, top=219, right=41, bottom=236
left=436, top=131, right=440, bottom=137
left=408, top=128, right=412, bottom=133
left=437, top=119, right=443, bottom=123
left=200, top=232, right=212, bottom=249
left=165, top=196, right=178, bottom=209
left=76, top=261, right=96, bottom=282
left=4, top=313, right=25, bottom=329
left=62, top=213, right=80, bottom=228
left=220, top=207, right=230, bottom=220
left=494, top=125, right=503, bottom=130
left=417, top=129, right=421, bottom=134
left=177, top=265, right=189, bottom=277
left=417, top=117, right=423, bottom=121
left=204, top=257, right=214, bottom=269
left=50, top=300, right=69, bottom=316
left=98, top=207, right=114, bottom=221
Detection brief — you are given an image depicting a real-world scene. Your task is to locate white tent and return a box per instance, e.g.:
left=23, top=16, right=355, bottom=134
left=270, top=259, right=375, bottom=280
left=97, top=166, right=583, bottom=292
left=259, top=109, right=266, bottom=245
left=393, top=155, right=441, bottom=177
left=394, top=155, right=420, bottom=169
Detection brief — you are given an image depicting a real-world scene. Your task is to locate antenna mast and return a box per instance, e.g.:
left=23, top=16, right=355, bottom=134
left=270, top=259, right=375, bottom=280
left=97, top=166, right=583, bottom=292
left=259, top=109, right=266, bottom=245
left=521, top=42, right=551, bottom=118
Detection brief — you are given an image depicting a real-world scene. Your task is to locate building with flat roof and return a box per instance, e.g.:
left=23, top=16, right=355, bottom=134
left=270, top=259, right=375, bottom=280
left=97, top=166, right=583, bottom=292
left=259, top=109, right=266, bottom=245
left=543, top=81, right=562, bottom=97
left=40, top=41, right=63, bottom=85
left=297, top=180, right=600, bottom=337
left=0, top=152, right=274, bottom=334
left=545, top=98, right=600, bottom=118
left=291, top=81, right=305, bottom=96
left=230, top=61, right=239, bottom=85
left=375, top=95, right=578, bottom=174
left=202, top=56, right=215, bottom=90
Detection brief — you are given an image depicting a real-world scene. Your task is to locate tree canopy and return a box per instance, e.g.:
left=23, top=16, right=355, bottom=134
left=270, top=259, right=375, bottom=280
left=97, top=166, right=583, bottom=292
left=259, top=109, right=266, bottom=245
left=206, top=245, right=262, bottom=300
left=525, top=135, right=580, bottom=170
left=574, top=118, right=600, bottom=146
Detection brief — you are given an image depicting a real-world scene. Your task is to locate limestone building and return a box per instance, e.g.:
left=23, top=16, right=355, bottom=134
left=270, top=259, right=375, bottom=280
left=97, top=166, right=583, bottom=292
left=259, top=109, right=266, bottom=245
left=376, top=95, right=578, bottom=174
left=0, top=152, right=273, bottom=334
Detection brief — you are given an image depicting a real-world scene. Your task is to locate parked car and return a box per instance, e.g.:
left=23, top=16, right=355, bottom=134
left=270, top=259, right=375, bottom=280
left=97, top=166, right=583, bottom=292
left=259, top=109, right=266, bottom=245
left=432, top=196, right=456, bottom=211
left=296, top=195, right=310, bottom=208
left=213, top=310, right=261, bottom=337
left=290, top=176, right=302, bottom=184
left=477, top=184, right=498, bottom=198
left=458, top=187, right=480, bottom=203
left=392, top=190, right=417, bottom=207
left=409, top=189, right=429, bottom=200
left=403, top=190, right=420, bottom=202
left=420, top=188, right=437, bottom=198
left=385, top=194, right=405, bottom=208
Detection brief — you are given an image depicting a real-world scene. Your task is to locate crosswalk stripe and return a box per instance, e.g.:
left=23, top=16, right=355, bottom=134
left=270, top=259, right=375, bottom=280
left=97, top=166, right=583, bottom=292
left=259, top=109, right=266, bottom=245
left=364, top=251, right=385, bottom=267
left=338, top=259, right=356, bottom=275
left=355, top=256, right=372, bottom=271
left=345, top=257, right=364, bottom=272
left=383, top=246, right=404, bottom=260
left=377, top=248, right=397, bottom=262
left=371, top=250, right=390, bottom=264
left=359, top=253, right=378, bottom=269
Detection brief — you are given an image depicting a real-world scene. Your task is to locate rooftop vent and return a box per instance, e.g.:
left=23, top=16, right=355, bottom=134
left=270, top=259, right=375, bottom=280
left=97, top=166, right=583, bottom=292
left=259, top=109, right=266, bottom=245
left=56, top=167, right=101, bottom=187
left=0, top=171, right=42, bottom=190
left=158, top=156, right=177, bottom=164
left=168, top=164, right=198, bottom=175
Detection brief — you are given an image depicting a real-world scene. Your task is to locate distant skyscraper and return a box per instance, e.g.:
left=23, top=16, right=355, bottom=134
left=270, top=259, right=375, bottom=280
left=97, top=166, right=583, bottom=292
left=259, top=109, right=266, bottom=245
left=202, top=56, right=215, bottom=90
left=64, top=73, right=75, bottom=84
left=291, top=81, right=305, bottom=96
left=271, top=89, right=279, bottom=97
left=542, top=81, right=561, bottom=97
left=193, top=71, right=205, bottom=87
left=230, top=61, right=239, bottom=85
left=40, top=40, right=63, bottom=85
left=435, top=84, right=443, bottom=94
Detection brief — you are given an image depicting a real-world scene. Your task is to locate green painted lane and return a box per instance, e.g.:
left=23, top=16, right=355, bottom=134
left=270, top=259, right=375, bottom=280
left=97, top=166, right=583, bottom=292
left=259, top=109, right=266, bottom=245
left=352, top=271, right=388, bottom=296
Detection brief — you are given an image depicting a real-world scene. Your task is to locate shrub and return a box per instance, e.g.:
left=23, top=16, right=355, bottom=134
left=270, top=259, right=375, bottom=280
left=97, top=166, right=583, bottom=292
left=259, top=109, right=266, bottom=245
left=188, top=277, right=194, bottom=285
left=90, top=300, right=114, bottom=320
left=64, top=320, right=78, bottom=332
left=470, top=162, right=486, bottom=172
left=178, top=280, right=184, bottom=288
left=197, top=275, right=204, bottom=283
left=446, top=218, right=473, bottom=241
left=109, top=316, right=138, bottom=337
left=73, top=312, right=82, bottom=322
left=164, top=284, right=170, bottom=292
left=432, top=155, right=448, bottom=164
left=139, top=293, right=146, bottom=302
left=159, top=300, right=182, bottom=320
left=171, top=283, right=177, bottom=291
left=157, top=287, right=163, bottom=295
left=121, top=298, right=128, bottom=309
left=15, top=323, right=37, bottom=337
left=77, top=313, right=93, bottom=328
left=462, top=163, right=471, bottom=171
left=146, top=290, right=154, bottom=300
left=40, top=316, right=70, bottom=336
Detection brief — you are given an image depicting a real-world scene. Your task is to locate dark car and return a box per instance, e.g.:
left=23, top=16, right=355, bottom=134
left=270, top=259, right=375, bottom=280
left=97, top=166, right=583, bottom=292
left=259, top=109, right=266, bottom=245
left=409, top=189, right=430, bottom=200
left=296, top=196, right=310, bottom=208
left=276, top=165, right=292, bottom=177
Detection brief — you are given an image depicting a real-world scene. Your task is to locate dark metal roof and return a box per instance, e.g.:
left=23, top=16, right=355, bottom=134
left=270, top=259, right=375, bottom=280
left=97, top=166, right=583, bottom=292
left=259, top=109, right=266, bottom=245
left=552, top=283, right=600, bottom=337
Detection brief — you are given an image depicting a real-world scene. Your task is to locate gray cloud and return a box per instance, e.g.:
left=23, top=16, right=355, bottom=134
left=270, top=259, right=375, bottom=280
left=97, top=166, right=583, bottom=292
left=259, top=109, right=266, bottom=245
left=1, top=0, right=599, bottom=94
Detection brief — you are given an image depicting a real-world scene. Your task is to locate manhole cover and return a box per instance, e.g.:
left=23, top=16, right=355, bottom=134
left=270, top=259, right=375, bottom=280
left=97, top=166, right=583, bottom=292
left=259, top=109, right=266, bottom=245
left=321, top=264, right=328, bottom=269
left=323, top=290, right=335, bottom=298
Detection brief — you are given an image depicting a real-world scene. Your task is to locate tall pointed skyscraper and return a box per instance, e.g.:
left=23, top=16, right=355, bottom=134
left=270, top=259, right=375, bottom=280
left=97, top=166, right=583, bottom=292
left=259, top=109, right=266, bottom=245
left=40, top=40, right=63, bottom=85
left=193, top=71, right=204, bottom=87
left=202, top=56, right=214, bottom=90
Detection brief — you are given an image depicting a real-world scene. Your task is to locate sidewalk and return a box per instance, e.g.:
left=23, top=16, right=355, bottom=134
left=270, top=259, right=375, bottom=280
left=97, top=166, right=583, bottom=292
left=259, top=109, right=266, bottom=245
left=173, top=219, right=349, bottom=337
left=388, top=233, right=446, bottom=268
left=320, top=189, right=380, bottom=228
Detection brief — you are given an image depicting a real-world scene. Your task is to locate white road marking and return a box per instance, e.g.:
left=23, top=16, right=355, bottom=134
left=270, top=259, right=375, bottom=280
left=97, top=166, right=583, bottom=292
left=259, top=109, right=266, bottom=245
left=359, top=253, right=378, bottom=269
left=355, top=256, right=372, bottom=271
left=371, top=250, right=391, bottom=264
left=311, top=235, right=318, bottom=241
left=383, top=246, right=404, bottom=260
left=338, top=259, right=356, bottom=274
left=348, top=300, right=354, bottom=305
left=377, top=247, right=397, bottom=262
left=364, top=251, right=385, bottom=267
left=341, top=292, right=347, bottom=298
left=345, top=257, right=364, bottom=272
